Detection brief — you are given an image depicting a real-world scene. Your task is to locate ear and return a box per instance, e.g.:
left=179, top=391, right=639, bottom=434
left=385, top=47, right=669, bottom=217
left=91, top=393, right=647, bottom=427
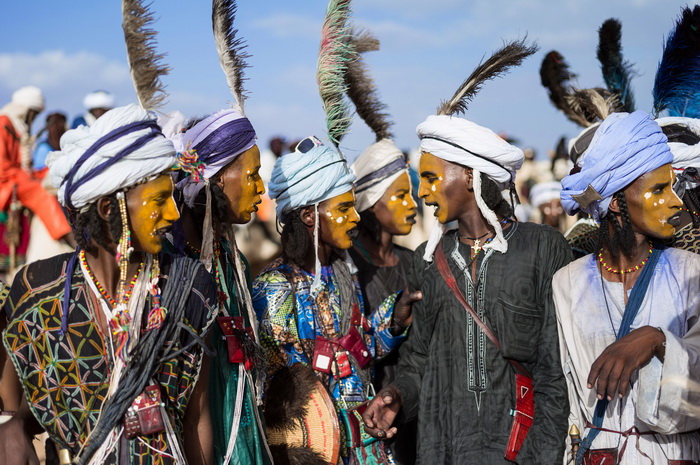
left=608, top=194, right=621, bottom=214
left=299, top=206, right=315, bottom=228
left=465, top=167, right=474, bottom=190
left=96, top=197, right=112, bottom=222
left=214, top=173, right=225, bottom=190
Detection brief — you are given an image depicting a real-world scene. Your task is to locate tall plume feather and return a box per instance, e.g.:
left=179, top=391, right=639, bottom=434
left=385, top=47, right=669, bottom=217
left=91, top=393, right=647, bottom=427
left=597, top=18, right=636, bottom=113
left=653, top=6, right=700, bottom=118
left=540, top=50, right=591, bottom=127
left=344, top=28, right=392, bottom=141
left=437, top=38, right=538, bottom=116
left=317, top=0, right=356, bottom=148
left=122, top=0, right=170, bottom=110
left=212, top=0, right=250, bottom=114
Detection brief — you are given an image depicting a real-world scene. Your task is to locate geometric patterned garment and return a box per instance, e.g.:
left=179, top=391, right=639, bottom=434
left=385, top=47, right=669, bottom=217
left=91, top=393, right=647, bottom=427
left=670, top=221, right=700, bottom=254
left=3, top=252, right=216, bottom=464
left=252, top=258, right=403, bottom=463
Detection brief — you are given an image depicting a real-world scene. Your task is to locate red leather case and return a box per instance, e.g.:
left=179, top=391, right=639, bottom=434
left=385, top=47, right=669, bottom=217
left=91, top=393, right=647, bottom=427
left=337, top=327, right=371, bottom=369
left=312, top=336, right=334, bottom=374
left=124, top=385, right=165, bottom=439
left=504, top=374, right=534, bottom=461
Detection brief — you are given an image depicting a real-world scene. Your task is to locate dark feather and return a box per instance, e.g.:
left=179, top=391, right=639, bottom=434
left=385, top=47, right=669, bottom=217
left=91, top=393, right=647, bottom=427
left=268, top=446, right=328, bottom=465
left=122, top=0, right=170, bottom=110
left=344, top=28, right=392, bottom=141
left=539, top=50, right=590, bottom=127
left=653, top=6, right=700, bottom=117
left=263, top=364, right=321, bottom=431
left=212, top=0, right=250, bottom=113
left=437, top=38, right=538, bottom=116
left=597, top=18, right=636, bottom=112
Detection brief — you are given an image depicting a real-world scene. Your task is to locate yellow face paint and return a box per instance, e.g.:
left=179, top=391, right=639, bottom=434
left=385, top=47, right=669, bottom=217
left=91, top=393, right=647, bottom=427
left=216, top=145, right=265, bottom=224
left=372, top=172, right=417, bottom=236
left=418, top=152, right=450, bottom=223
left=126, top=174, right=180, bottom=254
left=318, top=190, right=360, bottom=249
left=625, top=164, right=683, bottom=239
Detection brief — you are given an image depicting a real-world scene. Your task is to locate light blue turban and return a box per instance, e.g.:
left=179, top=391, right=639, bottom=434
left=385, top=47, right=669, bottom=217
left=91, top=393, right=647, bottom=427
left=561, top=111, right=673, bottom=221
left=268, top=136, right=356, bottom=218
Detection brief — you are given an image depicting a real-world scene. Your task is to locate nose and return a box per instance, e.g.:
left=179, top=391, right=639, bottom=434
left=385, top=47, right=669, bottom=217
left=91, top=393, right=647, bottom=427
left=164, top=196, right=180, bottom=222
left=348, top=206, right=360, bottom=225
left=418, top=180, right=429, bottom=199
left=257, top=177, right=266, bottom=196
left=407, top=194, right=418, bottom=212
left=669, top=189, right=683, bottom=210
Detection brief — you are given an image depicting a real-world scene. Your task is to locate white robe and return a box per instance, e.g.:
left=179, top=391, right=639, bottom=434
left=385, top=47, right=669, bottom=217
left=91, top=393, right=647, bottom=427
left=554, top=248, right=700, bottom=464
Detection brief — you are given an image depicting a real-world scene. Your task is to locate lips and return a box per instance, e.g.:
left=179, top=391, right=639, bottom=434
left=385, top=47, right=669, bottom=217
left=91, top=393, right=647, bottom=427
left=406, top=214, right=417, bottom=224
left=347, top=226, right=359, bottom=240
left=668, top=212, right=682, bottom=227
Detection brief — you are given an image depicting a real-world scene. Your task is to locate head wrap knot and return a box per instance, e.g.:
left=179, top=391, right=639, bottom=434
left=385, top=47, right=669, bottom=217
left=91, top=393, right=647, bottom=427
left=561, top=111, right=673, bottom=221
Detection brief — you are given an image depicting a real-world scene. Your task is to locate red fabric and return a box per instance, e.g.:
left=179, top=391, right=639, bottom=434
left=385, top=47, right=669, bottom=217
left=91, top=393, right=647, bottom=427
left=0, top=116, right=71, bottom=240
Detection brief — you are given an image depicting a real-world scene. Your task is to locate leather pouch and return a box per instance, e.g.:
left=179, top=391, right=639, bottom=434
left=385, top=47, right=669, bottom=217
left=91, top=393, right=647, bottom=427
left=312, top=336, right=334, bottom=374
left=124, top=385, right=165, bottom=439
left=337, top=327, right=371, bottom=369
left=339, top=400, right=377, bottom=448
left=581, top=448, right=619, bottom=465
left=504, top=373, right=534, bottom=462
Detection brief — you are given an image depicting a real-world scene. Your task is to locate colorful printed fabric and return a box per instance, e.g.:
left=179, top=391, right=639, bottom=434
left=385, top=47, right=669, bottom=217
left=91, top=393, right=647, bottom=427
left=3, top=252, right=216, bottom=464
left=252, top=258, right=402, bottom=462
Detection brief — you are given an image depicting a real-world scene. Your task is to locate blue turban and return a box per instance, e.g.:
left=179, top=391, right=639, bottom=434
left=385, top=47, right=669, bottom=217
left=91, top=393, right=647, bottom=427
left=561, top=111, right=673, bottom=221
left=268, top=136, right=356, bottom=218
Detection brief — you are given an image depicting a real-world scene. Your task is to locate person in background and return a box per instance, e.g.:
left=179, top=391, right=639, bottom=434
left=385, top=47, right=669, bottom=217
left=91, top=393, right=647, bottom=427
left=71, top=89, right=115, bottom=129
left=32, top=112, right=67, bottom=174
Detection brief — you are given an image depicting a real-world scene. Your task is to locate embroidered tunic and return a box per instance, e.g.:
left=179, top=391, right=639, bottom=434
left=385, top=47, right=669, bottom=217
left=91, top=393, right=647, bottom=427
left=554, top=248, right=700, bottom=464
left=393, top=223, right=571, bottom=464
left=3, top=253, right=216, bottom=464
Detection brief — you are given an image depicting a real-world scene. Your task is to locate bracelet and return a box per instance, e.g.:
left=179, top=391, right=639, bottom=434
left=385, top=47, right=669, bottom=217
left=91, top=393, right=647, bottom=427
left=656, top=327, right=667, bottom=347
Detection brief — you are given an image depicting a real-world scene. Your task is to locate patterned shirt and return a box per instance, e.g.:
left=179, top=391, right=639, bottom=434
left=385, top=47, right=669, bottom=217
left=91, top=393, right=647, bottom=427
left=3, top=252, right=216, bottom=464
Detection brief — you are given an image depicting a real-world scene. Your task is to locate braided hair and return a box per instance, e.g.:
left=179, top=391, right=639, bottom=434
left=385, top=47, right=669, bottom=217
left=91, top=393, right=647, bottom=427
left=598, top=191, right=636, bottom=257
left=280, top=209, right=312, bottom=267
left=72, top=194, right=122, bottom=254
left=479, top=172, right=514, bottom=219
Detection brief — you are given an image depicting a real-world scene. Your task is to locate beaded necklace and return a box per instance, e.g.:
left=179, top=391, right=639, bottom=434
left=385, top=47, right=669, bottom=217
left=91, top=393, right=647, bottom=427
left=682, top=207, right=700, bottom=217
left=79, top=249, right=142, bottom=307
left=598, top=241, right=653, bottom=275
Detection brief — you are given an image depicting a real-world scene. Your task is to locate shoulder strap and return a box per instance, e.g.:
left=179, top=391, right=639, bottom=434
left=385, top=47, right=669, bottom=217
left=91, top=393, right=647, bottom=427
left=434, top=240, right=530, bottom=377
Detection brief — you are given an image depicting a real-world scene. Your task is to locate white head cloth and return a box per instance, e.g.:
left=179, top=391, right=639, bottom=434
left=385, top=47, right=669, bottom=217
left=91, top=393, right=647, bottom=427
left=169, top=109, right=257, bottom=208
left=0, top=86, right=45, bottom=138
left=48, top=104, right=177, bottom=210
left=416, top=114, right=524, bottom=261
left=351, top=138, right=408, bottom=212
left=83, top=90, right=116, bottom=111
left=529, top=181, right=562, bottom=209
left=655, top=116, right=700, bottom=170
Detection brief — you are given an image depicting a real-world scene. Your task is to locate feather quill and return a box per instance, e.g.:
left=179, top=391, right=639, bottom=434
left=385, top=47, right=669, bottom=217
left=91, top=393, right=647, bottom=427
left=122, top=0, right=170, bottom=110
left=212, top=0, right=250, bottom=114
left=437, top=38, right=538, bottom=116
left=597, top=18, right=636, bottom=113
left=344, top=28, right=392, bottom=141
left=653, top=6, right=700, bottom=118
left=317, top=0, right=356, bottom=148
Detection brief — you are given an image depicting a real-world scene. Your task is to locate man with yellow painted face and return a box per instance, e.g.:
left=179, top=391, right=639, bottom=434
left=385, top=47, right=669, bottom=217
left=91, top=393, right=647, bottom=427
left=362, top=40, right=572, bottom=465
left=252, top=136, right=420, bottom=464
left=168, top=107, right=273, bottom=465
left=0, top=104, right=217, bottom=465
left=556, top=111, right=700, bottom=464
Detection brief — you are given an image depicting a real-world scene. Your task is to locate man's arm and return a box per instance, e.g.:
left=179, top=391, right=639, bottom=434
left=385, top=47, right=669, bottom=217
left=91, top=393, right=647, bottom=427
left=183, top=351, right=213, bottom=465
left=519, top=232, right=571, bottom=464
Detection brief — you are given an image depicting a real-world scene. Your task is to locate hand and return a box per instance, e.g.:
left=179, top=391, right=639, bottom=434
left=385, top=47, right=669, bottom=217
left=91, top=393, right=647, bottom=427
left=587, top=325, right=666, bottom=401
left=392, top=290, right=422, bottom=332
left=0, top=417, right=39, bottom=465
left=362, top=385, right=403, bottom=439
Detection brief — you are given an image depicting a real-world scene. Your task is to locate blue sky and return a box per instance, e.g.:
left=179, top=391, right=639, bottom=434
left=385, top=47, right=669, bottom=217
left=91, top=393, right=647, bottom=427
left=0, top=1, right=693, bottom=162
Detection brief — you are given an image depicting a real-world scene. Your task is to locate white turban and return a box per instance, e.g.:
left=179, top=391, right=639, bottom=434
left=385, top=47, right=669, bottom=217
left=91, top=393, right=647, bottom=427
left=48, top=104, right=177, bottom=210
left=83, top=90, right=115, bottom=111
left=655, top=116, right=700, bottom=170
left=11, top=86, right=45, bottom=112
left=416, top=114, right=524, bottom=260
left=351, top=138, right=408, bottom=212
left=529, top=181, right=562, bottom=209
left=269, top=136, right=356, bottom=218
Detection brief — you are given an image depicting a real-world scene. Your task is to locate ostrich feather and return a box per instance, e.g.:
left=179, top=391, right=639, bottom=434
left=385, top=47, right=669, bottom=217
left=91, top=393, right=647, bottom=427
left=436, top=38, right=538, bottom=116
left=597, top=18, right=636, bottom=113
left=653, top=6, right=700, bottom=118
left=122, top=0, right=170, bottom=110
left=212, top=0, right=250, bottom=114
left=344, top=28, right=392, bottom=141
left=317, top=0, right=356, bottom=148
left=539, top=50, right=591, bottom=127
left=566, top=88, right=621, bottom=124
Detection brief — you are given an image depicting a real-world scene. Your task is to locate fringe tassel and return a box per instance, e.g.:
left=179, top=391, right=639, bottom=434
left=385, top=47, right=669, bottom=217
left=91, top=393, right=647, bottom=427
left=311, top=204, right=322, bottom=294
left=201, top=182, right=215, bottom=272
